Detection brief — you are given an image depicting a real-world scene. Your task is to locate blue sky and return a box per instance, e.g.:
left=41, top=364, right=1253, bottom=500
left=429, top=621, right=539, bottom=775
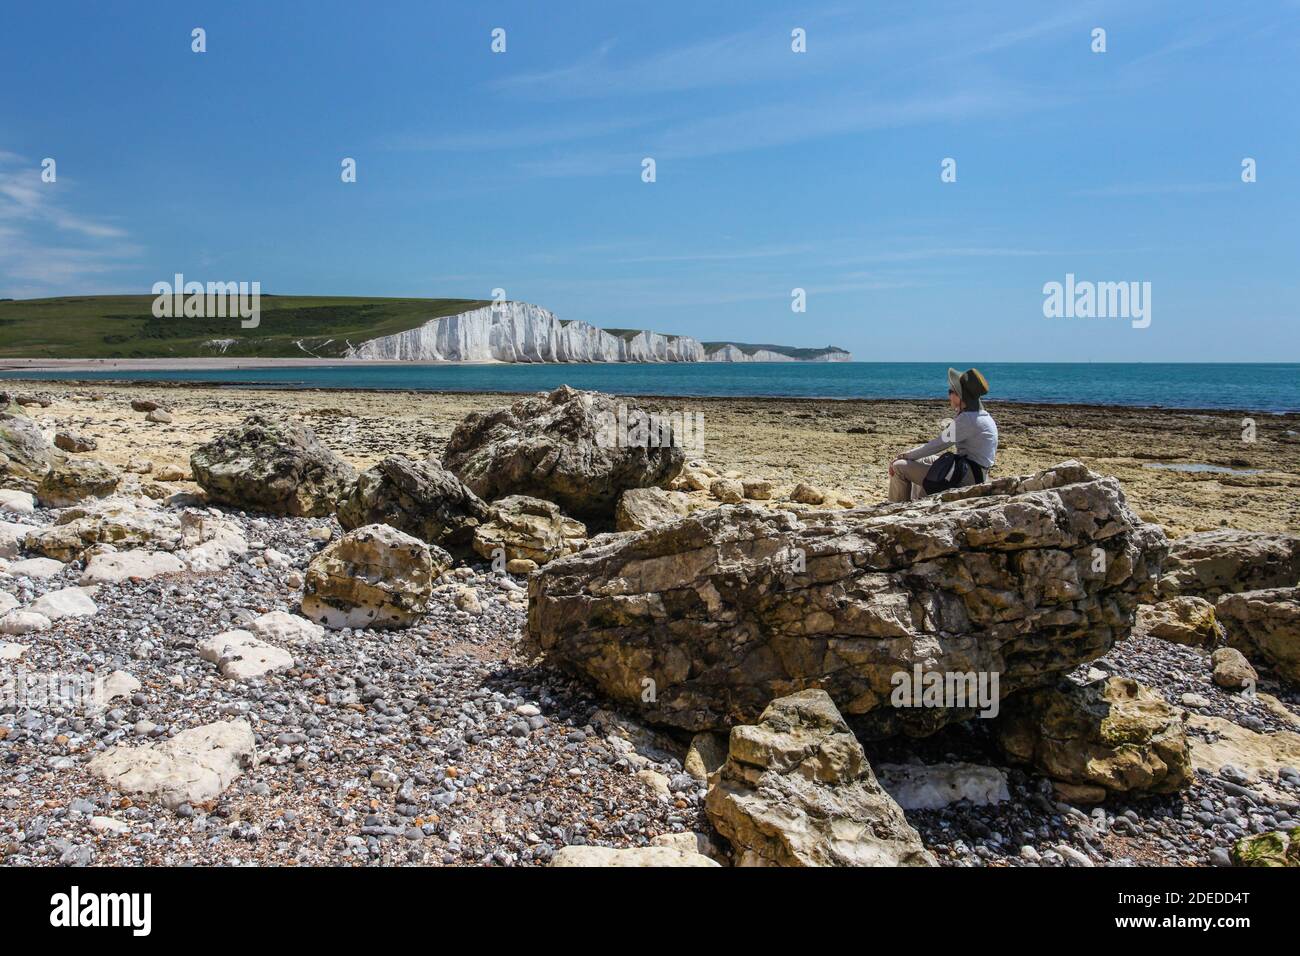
left=1, top=0, right=1297, bottom=361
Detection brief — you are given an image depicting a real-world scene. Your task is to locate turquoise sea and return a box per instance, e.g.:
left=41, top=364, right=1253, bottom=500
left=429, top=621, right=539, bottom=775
left=3, top=363, right=1298, bottom=412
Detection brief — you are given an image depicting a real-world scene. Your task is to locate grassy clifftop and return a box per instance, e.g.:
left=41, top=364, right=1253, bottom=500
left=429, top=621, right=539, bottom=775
left=0, top=295, right=849, bottom=361
left=0, top=295, right=490, bottom=358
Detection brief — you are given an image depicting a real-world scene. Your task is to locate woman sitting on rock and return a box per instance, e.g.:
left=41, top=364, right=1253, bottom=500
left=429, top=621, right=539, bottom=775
left=888, top=367, right=997, bottom=502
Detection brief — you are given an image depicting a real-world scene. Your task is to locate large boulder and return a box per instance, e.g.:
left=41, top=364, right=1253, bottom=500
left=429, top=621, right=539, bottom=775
left=528, top=462, right=1167, bottom=734
left=36, top=458, right=121, bottom=508
left=1158, top=530, right=1300, bottom=600
left=615, top=486, right=693, bottom=532
left=471, top=495, right=586, bottom=567
left=1216, top=587, right=1300, bottom=684
left=336, top=455, right=490, bottom=557
left=0, top=411, right=62, bottom=484
left=301, top=523, right=446, bottom=629
left=996, top=676, right=1192, bottom=795
left=441, top=385, right=685, bottom=522
left=704, top=690, right=934, bottom=867
left=190, top=414, right=356, bottom=517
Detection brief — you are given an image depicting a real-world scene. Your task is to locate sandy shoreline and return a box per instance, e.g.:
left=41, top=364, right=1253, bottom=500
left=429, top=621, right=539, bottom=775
left=4, top=378, right=1298, bottom=538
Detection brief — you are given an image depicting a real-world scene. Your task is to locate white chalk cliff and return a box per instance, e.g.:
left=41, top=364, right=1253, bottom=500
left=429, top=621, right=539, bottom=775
left=345, top=302, right=850, bottom=364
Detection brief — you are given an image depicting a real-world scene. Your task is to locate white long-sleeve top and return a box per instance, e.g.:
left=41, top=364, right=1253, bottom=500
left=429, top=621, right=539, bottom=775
left=902, top=409, right=998, bottom=469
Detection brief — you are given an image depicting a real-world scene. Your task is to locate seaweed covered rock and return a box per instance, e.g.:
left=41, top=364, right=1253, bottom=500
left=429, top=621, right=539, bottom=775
left=442, top=385, right=685, bottom=522
left=337, top=455, right=490, bottom=558
left=36, top=458, right=121, bottom=508
left=191, top=414, right=356, bottom=517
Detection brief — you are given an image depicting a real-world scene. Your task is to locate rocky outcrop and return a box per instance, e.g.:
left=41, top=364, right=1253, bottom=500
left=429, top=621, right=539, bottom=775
left=1136, top=597, right=1221, bottom=647
left=36, top=458, right=121, bottom=508
left=443, top=386, right=685, bottom=522
left=996, top=676, right=1192, bottom=795
left=471, top=495, right=586, bottom=566
left=337, top=455, right=490, bottom=558
left=1158, top=530, right=1300, bottom=600
left=86, top=719, right=256, bottom=810
left=615, top=487, right=693, bottom=532
left=301, top=523, right=446, bottom=629
left=1216, top=587, right=1300, bottom=684
left=528, top=462, right=1167, bottom=734
left=24, top=498, right=246, bottom=566
left=0, top=411, right=61, bottom=483
left=704, top=690, right=934, bottom=866
left=190, top=414, right=356, bottom=517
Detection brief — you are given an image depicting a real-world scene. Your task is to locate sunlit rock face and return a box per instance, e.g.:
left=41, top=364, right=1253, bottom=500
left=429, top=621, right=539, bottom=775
left=345, top=302, right=707, bottom=363
left=705, top=344, right=852, bottom=362
left=343, top=302, right=852, bottom=363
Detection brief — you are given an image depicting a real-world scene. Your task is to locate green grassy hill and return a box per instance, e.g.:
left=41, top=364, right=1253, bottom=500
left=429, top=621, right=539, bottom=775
left=0, top=295, right=849, bottom=361
left=0, top=295, right=491, bottom=358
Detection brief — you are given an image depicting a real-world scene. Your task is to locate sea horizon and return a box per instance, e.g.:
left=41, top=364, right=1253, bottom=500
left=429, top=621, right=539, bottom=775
left=3, top=360, right=1297, bottom=413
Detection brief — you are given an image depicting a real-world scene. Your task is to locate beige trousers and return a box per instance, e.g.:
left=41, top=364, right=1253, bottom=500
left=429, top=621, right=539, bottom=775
left=888, top=455, right=984, bottom=502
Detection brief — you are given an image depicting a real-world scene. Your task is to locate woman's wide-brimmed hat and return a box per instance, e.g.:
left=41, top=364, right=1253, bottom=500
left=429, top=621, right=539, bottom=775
left=947, top=367, right=990, bottom=405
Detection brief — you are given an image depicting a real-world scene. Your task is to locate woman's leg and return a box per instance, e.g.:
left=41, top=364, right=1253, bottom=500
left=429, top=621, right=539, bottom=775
left=889, top=457, right=933, bottom=501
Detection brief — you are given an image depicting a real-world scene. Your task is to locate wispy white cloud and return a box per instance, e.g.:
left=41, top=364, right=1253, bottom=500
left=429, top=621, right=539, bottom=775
left=0, top=154, right=134, bottom=295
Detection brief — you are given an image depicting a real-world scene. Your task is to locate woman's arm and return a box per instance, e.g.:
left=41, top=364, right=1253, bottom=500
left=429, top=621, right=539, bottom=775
left=899, top=435, right=949, bottom=461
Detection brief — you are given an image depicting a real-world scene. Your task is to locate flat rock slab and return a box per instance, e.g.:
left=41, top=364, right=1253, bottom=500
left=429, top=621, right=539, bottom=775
left=0, top=611, right=51, bottom=635
left=199, top=630, right=294, bottom=680
left=6, top=557, right=64, bottom=579
left=86, top=719, right=256, bottom=810
left=1188, top=714, right=1300, bottom=800
left=0, top=489, right=36, bottom=514
left=875, top=762, right=1011, bottom=811
left=0, top=641, right=28, bottom=661
left=81, top=549, right=186, bottom=584
left=28, top=586, right=98, bottom=620
left=548, top=845, right=719, bottom=867
left=248, top=610, right=324, bottom=644
left=93, top=670, right=140, bottom=708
